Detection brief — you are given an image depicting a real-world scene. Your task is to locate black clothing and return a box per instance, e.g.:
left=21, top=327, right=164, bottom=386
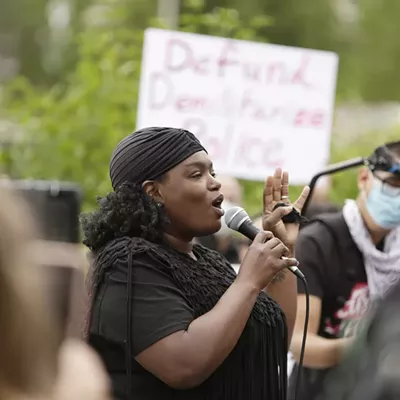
left=288, top=212, right=368, bottom=400
left=323, top=280, right=400, bottom=400
left=195, top=235, right=242, bottom=264
left=88, top=237, right=288, bottom=400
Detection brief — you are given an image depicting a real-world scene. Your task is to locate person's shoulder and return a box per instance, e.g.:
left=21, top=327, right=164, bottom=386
left=295, top=211, right=349, bottom=258
left=299, top=210, right=345, bottom=241
left=95, top=236, right=169, bottom=267
left=92, top=237, right=179, bottom=286
left=194, top=244, right=233, bottom=268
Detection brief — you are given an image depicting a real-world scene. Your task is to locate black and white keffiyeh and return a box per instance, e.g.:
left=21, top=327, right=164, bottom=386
left=343, top=199, right=400, bottom=300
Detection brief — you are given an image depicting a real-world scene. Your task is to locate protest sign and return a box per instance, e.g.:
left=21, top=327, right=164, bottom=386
left=137, top=28, right=338, bottom=183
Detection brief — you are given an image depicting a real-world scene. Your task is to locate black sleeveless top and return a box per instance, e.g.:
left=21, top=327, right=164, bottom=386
left=88, top=237, right=288, bottom=400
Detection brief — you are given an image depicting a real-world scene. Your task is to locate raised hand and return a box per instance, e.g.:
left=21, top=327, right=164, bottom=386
left=262, top=168, right=310, bottom=251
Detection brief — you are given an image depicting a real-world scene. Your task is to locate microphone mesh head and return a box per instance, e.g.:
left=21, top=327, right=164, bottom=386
left=224, top=207, right=250, bottom=231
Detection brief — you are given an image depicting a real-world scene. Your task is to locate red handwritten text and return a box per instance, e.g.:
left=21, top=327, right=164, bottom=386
left=164, top=39, right=313, bottom=87
left=182, top=118, right=284, bottom=169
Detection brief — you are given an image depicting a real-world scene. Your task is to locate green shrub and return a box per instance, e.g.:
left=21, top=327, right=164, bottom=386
left=2, top=0, right=399, bottom=214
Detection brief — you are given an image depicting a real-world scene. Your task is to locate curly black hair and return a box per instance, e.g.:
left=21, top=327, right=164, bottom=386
left=80, top=180, right=170, bottom=252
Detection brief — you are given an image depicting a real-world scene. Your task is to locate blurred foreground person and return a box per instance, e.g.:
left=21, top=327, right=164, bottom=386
left=0, top=188, right=111, bottom=400
left=322, top=279, right=400, bottom=400
left=0, top=189, right=59, bottom=400
left=82, top=127, right=309, bottom=400
left=54, top=339, right=111, bottom=400
left=289, top=141, right=400, bottom=400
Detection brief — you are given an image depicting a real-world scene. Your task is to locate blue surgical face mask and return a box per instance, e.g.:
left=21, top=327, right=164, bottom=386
left=366, top=178, right=400, bottom=229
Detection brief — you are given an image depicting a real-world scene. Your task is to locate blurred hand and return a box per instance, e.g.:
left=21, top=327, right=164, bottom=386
left=262, top=168, right=310, bottom=251
left=53, top=340, right=111, bottom=400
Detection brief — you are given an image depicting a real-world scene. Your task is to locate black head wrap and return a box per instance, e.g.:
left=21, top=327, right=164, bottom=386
left=109, top=127, right=207, bottom=190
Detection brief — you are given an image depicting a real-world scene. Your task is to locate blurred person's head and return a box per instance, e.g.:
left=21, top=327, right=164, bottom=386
left=195, top=175, right=243, bottom=262
left=357, top=141, right=400, bottom=235
left=195, top=199, right=245, bottom=264
left=213, top=199, right=236, bottom=239
left=253, top=215, right=263, bottom=230
left=213, top=176, right=242, bottom=237
left=217, top=175, right=242, bottom=206
left=309, top=175, right=332, bottom=204
left=0, top=189, right=59, bottom=398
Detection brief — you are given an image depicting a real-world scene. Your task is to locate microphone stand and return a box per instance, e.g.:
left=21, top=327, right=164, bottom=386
left=302, top=156, right=367, bottom=216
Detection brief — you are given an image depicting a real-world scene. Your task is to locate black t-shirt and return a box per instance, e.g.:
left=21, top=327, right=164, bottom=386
left=288, top=212, right=368, bottom=400
left=89, top=252, right=195, bottom=399
left=89, top=241, right=287, bottom=400
left=195, top=235, right=242, bottom=264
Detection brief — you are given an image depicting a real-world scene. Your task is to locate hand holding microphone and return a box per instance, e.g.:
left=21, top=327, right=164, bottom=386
left=224, top=168, right=308, bottom=290
left=238, top=230, right=299, bottom=291
left=225, top=207, right=304, bottom=290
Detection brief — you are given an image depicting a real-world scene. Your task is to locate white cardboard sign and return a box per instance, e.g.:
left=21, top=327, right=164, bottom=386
left=137, top=28, right=338, bottom=184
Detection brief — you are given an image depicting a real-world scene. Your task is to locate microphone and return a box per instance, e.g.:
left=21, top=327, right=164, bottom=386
left=225, top=206, right=305, bottom=280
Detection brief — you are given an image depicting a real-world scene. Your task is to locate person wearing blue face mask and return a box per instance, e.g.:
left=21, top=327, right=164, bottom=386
left=288, top=141, right=400, bottom=400
left=363, top=171, right=400, bottom=230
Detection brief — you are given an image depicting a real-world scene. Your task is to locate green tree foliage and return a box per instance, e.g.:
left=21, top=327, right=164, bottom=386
left=0, top=0, right=158, bottom=85
left=1, top=0, right=273, bottom=210
left=2, top=0, right=399, bottom=215
left=201, top=0, right=355, bottom=99
left=181, top=0, right=272, bottom=40
left=7, top=0, right=400, bottom=104
left=242, top=128, right=400, bottom=215
left=0, top=0, right=49, bottom=83
left=2, top=27, right=143, bottom=205
left=357, top=0, right=400, bottom=101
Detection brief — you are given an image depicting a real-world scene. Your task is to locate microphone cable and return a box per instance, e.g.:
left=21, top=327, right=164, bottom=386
left=224, top=205, right=310, bottom=400
left=293, top=274, right=309, bottom=400
left=274, top=202, right=309, bottom=400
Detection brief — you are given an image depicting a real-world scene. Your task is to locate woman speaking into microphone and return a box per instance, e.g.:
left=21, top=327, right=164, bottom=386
left=82, top=127, right=309, bottom=400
